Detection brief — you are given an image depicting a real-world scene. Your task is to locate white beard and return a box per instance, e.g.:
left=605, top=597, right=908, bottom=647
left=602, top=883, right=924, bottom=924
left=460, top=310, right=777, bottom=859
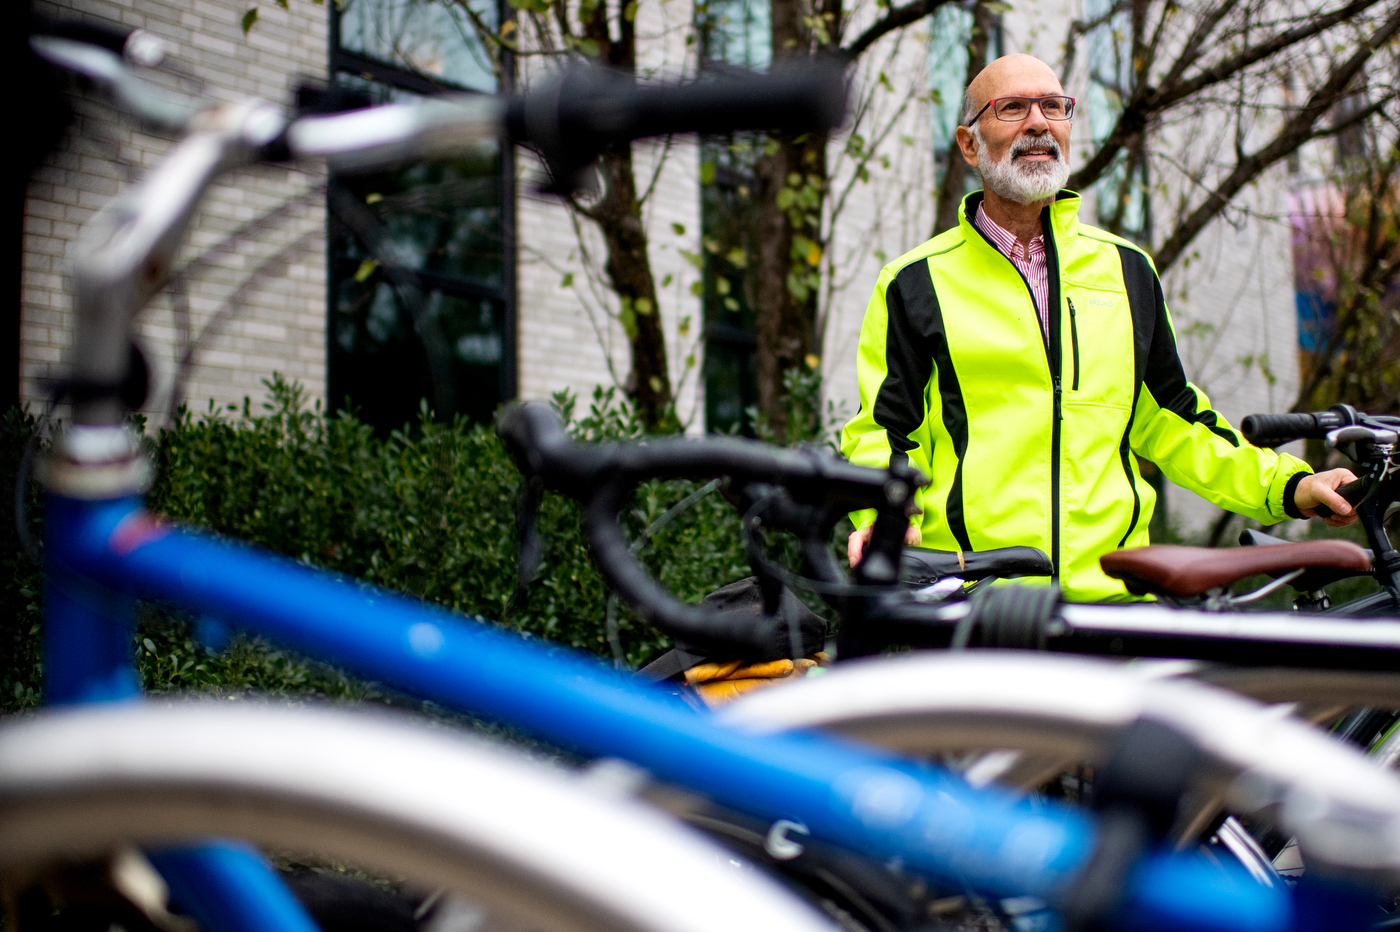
left=972, top=127, right=1070, bottom=205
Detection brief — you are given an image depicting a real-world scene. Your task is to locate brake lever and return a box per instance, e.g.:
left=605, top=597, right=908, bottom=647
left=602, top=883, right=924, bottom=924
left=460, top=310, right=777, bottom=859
left=30, top=36, right=202, bottom=132
left=505, top=474, right=545, bottom=619
left=1315, top=427, right=1397, bottom=518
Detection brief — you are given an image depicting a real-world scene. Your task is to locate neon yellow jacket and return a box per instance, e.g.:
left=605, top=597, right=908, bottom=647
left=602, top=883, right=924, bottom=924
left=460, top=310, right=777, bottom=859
left=841, top=191, right=1311, bottom=601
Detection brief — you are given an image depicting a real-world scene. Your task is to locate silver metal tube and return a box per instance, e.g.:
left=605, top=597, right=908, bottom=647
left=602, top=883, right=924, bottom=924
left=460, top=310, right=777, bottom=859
left=68, top=102, right=284, bottom=423
left=287, top=95, right=503, bottom=172
left=1058, top=601, right=1400, bottom=649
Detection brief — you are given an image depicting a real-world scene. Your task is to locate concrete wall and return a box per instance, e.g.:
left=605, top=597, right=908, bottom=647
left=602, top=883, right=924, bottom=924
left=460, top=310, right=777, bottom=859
left=24, top=0, right=327, bottom=420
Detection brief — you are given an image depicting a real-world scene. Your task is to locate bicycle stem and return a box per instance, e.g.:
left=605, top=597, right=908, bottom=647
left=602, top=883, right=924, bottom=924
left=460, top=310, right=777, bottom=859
left=69, top=102, right=283, bottom=425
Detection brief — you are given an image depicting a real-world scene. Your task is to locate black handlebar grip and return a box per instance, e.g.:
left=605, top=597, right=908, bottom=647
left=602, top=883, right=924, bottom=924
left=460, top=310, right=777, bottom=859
left=506, top=62, right=847, bottom=193
left=591, top=63, right=847, bottom=142
left=1312, top=478, right=1369, bottom=519
left=507, top=62, right=847, bottom=147
left=30, top=16, right=135, bottom=54
left=1240, top=412, right=1320, bottom=447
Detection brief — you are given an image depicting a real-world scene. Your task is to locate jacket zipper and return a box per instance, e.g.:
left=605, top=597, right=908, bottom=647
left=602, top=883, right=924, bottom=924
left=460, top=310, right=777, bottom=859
left=1067, top=297, right=1080, bottom=391
left=968, top=200, right=1063, bottom=577
left=1042, top=213, right=1063, bottom=579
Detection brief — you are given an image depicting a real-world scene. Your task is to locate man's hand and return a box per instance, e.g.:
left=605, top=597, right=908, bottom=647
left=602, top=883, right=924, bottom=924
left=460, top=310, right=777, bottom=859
left=847, top=523, right=922, bottom=566
left=1295, top=468, right=1361, bottom=526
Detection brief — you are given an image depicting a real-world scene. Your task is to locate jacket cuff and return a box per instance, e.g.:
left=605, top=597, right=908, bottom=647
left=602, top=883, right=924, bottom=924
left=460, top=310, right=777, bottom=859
left=1282, top=469, right=1310, bottom=520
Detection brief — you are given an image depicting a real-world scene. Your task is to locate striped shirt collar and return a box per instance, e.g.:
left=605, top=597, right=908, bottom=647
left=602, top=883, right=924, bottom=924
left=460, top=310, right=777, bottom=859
left=973, top=201, right=1050, bottom=333
left=974, top=202, right=1045, bottom=260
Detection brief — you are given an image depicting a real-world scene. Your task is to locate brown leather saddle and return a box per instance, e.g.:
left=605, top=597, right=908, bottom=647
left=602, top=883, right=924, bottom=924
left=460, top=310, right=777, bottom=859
left=1101, top=538, right=1373, bottom=598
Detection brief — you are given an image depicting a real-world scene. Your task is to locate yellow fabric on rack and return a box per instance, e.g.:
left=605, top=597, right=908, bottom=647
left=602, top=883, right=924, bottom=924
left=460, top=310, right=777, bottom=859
left=684, top=653, right=827, bottom=707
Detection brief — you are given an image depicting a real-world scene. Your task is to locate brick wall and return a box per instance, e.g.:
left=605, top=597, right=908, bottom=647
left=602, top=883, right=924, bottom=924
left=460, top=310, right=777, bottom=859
left=24, top=0, right=328, bottom=419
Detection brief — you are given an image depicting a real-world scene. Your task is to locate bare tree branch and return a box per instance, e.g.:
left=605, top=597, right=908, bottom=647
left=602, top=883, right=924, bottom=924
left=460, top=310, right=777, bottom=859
left=1069, top=0, right=1384, bottom=190
left=1059, top=0, right=1133, bottom=83
left=1153, top=9, right=1400, bottom=271
left=840, top=0, right=958, bottom=61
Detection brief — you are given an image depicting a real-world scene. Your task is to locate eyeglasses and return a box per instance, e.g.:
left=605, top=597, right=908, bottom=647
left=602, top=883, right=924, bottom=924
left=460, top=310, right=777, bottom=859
left=966, top=96, right=1076, bottom=125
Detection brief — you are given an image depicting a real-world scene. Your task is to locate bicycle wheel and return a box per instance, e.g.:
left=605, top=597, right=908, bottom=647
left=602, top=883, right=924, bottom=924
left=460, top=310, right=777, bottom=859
left=0, top=701, right=838, bottom=932
left=721, top=651, right=1400, bottom=881
left=1184, top=665, right=1400, bottom=726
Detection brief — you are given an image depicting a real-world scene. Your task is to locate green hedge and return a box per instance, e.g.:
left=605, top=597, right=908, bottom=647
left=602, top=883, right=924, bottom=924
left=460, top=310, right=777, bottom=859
left=0, top=380, right=769, bottom=714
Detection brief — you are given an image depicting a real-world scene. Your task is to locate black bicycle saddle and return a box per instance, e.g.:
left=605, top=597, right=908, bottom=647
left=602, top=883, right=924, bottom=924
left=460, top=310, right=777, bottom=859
left=900, top=546, right=1053, bottom=586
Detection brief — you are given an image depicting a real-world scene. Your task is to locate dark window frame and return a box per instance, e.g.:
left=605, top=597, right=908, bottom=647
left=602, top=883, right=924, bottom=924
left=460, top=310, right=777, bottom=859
left=327, top=0, right=517, bottom=426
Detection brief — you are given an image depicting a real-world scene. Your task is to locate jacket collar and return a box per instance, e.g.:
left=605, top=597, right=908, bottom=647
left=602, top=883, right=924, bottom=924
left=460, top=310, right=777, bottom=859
left=959, top=190, right=1081, bottom=246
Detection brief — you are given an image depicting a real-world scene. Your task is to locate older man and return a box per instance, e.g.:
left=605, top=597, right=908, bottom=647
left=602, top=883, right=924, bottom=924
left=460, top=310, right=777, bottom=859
left=841, top=53, right=1356, bottom=601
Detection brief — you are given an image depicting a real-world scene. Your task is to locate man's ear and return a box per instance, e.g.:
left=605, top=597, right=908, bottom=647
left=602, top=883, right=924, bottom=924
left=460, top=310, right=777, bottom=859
left=955, top=125, right=979, bottom=169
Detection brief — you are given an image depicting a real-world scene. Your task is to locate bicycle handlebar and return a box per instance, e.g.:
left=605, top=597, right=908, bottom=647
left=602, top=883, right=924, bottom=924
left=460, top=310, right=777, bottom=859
left=1313, top=478, right=1370, bottom=519
left=497, top=403, right=924, bottom=658
left=42, top=36, right=847, bottom=424
left=503, top=62, right=845, bottom=190
left=1239, top=410, right=1355, bottom=447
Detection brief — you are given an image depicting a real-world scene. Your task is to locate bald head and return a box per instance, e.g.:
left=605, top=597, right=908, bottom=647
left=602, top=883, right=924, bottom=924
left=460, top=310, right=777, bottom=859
left=961, top=54, right=1063, bottom=125
left=953, top=52, right=1072, bottom=212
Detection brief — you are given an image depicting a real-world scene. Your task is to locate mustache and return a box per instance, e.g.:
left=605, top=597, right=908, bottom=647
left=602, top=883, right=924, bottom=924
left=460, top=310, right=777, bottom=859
left=1009, top=134, right=1062, bottom=162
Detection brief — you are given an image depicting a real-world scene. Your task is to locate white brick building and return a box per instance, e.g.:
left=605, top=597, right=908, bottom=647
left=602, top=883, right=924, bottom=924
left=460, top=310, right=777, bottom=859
left=20, top=0, right=1311, bottom=531
left=24, top=0, right=329, bottom=420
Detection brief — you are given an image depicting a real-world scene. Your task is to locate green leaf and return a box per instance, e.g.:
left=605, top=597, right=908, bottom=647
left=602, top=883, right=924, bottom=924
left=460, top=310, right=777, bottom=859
left=143, top=638, right=158, bottom=654
left=241, top=7, right=259, bottom=33
left=560, top=272, right=574, bottom=288
left=678, top=249, right=704, bottom=270
left=618, top=299, right=638, bottom=338
left=624, top=0, right=639, bottom=21
left=689, top=281, right=704, bottom=297
left=699, top=161, right=716, bottom=185
left=353, top=259, right=379, bottom=282
left=671, top=222, right=686, bottom=236
left=725, top=248, right=747, bottom=269
left=661, top=273, right=673, bottom=288
left=634, top=297, right=654, bottom=316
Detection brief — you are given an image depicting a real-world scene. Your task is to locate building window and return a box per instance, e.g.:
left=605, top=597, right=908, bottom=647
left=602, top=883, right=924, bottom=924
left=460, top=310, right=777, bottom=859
left=696, top=0, right=767, bottom=435
left=1082, top=0, right=1151, bottom=243
left=928, top=2, right=1003, bottom=203
left=328, top=0, right=514, bottom=433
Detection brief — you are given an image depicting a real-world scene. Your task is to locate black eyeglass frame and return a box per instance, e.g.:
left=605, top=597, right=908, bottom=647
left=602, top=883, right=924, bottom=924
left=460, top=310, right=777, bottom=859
left=965, top=96, right=1076, bottom=126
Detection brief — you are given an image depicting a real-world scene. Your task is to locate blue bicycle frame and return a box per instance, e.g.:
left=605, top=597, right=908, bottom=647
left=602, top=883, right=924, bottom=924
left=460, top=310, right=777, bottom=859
left=27, top=65, right=1370, bottom=932
left=42, top=484, right=1327, bottom=932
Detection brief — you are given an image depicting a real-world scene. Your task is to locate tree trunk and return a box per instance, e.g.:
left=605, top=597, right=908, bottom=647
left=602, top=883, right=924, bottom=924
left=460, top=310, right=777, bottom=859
left=592, top=147, right=673, bottom=431
left=932, top=1, right=990, bottom=235
left=754, top=133, right=825, bottom=439
left=569, top=0, right=675, bottom=432
left=751, top=0, right=837, bottom=440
